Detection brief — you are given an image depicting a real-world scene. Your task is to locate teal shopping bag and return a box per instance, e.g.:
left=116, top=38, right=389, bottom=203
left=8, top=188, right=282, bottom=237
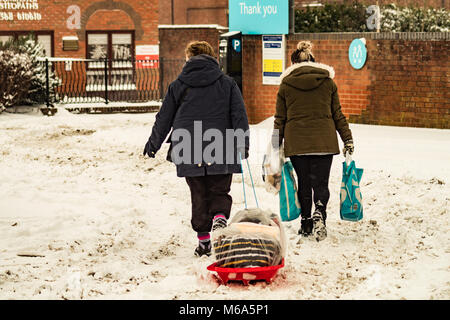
left=279, top=161, right=301, bottom=222
left=340, top=156, right=364, bottom=221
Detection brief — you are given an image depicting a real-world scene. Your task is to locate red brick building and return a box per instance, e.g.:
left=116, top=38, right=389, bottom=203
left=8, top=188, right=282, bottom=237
left=0, top=0, right=159, bottom=58
left=159, top=0, right=228, bottom=26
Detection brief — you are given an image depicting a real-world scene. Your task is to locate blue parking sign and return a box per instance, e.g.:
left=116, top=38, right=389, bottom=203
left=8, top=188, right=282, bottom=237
left=349, top=38, right=367, bottom=70
left=232, top=39, right=241, bottom=52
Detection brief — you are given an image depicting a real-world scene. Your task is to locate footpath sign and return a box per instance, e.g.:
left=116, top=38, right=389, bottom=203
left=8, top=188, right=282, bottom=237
left=229, top=0, right=289, bottom=35
left=262, top=35, right=285, bottom=85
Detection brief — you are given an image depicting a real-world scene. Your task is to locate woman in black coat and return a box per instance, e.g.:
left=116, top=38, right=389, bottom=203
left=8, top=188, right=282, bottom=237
left=143, top=41, right=250, bottom=257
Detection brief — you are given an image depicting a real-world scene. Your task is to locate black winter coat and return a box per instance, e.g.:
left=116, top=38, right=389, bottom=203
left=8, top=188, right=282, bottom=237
left=147, top=54, right=250, bottom=177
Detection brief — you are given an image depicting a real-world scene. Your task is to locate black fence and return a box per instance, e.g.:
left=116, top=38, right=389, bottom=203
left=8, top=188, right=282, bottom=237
left=159, top=58, right=187, bottom=98
left=39, top=57, right=186, bottom=108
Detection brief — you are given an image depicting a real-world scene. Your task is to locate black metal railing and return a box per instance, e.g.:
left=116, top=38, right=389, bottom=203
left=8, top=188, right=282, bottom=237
left=159, top=58, right=187, bottom=98
left=39, top=58, right=159, bottom=107
left=38, top=57, right=186, bottom=110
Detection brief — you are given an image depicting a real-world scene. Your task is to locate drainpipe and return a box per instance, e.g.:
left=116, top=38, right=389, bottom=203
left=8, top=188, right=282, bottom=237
left=171, top=0, right=174, bottom=24
left=289, top=0, right=295, bottom=34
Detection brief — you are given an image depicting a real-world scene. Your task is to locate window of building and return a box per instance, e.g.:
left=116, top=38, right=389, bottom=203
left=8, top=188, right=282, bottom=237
left=0, top=35, right=13, bottom=44
left=86, top=31, right=134, bottom=62
left=86, top=31, right=136, bottom=92
left=112, top=33, right=132, bottom=60
left=87, top=33, right=108, bottom=68
left=37, top=34, right=52, bottom=57
left=0, top=31, right=54, bottom=56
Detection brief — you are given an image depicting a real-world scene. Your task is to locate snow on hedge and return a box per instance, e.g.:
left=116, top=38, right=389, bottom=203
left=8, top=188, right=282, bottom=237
left=0, top=50, right=33, bottom=112
left=381, top=4, right=450, bottom=32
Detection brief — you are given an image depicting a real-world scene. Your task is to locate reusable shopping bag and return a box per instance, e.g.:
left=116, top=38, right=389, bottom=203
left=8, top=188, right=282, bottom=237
left=340, top=155, right=364, bottom=221
left=279, top=160, right=301, bottom=222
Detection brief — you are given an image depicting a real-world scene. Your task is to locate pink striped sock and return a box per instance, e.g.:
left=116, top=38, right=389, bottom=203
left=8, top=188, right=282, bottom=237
left=213, top=214, right=226, bottom=221
left=197, top=233, right=210, bottom=241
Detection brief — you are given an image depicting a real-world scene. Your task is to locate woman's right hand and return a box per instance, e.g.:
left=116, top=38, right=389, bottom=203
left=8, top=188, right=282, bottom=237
left=143, top=140, right=156, bottom=158
left=271, top=132, right=282, bottom=149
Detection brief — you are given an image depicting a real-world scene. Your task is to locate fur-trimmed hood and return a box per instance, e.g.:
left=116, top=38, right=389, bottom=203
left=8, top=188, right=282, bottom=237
left=280, top=62, right=335, bottom=91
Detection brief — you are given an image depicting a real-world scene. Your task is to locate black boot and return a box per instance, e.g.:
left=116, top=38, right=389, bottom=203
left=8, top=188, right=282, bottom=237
left=298, top=217, right=313, bottom=236
left=312, top=209, right=327, bottom=242
left=194, top=240, right=211, bottom=257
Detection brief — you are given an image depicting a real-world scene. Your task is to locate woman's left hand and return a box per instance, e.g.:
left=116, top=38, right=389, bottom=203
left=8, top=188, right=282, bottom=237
left=343, top=139, right=354, bottom=156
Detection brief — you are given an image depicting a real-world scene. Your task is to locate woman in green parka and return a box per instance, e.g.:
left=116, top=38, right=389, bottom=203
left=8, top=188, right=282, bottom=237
left=273, top=41, right=354, bottom=241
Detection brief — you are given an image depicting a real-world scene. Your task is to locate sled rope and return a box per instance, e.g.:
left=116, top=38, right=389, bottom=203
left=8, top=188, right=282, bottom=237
left=239, top=152, right=259, bottom=209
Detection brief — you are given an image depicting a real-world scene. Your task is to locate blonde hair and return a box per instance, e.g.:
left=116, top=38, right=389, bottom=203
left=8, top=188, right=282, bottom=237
left=291, top=41, right=315, bottom=64
left=185, top=41, right=216, bottom=59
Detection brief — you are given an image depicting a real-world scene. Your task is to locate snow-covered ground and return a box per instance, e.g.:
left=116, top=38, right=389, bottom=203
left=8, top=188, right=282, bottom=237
left=0, top=109, right=449, bottom=300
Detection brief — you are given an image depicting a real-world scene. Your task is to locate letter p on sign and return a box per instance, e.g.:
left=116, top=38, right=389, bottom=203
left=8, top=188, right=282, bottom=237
left=233, top=39, right=241, bottom=53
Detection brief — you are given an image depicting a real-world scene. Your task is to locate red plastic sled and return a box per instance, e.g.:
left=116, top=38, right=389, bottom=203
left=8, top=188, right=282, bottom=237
left=207, top=259, right=284, bottom=286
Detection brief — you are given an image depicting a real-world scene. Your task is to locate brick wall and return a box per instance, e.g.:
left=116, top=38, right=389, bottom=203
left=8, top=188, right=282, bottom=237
left=158, top=25, right=228, bottom=94
left=242, top=33, right=450, bottom=129
left=294, top=0, right=449, bottom=9
left=0, top=0, right=159, bottom=58
left=352, top=38, right=450, bottom=128
left=159, top=0, right=228, bottom=26
left=159, top=25, right=227, bottom=60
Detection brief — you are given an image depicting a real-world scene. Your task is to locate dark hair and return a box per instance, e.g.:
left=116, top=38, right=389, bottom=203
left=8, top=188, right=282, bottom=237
left=185, top=41, right=216, bottom=58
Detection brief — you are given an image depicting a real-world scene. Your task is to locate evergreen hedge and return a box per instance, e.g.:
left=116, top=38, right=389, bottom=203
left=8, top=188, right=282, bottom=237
left=0, top=34, right=59, bottom=109
left=295, top=2, right=450, bottom=33
left=0, top=50, right=33, bottom=112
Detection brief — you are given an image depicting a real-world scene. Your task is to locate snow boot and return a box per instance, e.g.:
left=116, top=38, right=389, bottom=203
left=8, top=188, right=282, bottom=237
left=312, top=210, right=327, bottom=242
left=195, top=233, right=212, bottom=257
left=194, top=242, right=211, bottom=257
left=212, top=214, right=227, bottom=232
left=298, top=217, right=313, bottom=237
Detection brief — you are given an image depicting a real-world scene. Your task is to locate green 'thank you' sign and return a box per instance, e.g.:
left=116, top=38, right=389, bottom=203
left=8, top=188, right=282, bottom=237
left=229, top=0, right=290, bottom=35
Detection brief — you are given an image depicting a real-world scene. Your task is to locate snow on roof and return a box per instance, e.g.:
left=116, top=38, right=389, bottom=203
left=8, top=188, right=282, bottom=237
left=220, top=31, right=241, bottom=37
left=37, top=57, right=95, bottom=62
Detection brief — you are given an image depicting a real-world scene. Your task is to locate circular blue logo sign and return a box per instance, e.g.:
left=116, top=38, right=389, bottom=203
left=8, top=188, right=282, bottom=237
left=348, top=39, right=367, bottom=70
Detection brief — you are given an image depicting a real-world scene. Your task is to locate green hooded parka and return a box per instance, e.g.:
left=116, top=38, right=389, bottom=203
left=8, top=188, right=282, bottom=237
left=274, top=62, right=353, bottom=157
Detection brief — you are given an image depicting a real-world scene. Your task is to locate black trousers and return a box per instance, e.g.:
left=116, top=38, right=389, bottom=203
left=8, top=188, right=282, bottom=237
left=290, top=155, right=333, bottom=218
left=185, top=174, right=233, bottom=234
